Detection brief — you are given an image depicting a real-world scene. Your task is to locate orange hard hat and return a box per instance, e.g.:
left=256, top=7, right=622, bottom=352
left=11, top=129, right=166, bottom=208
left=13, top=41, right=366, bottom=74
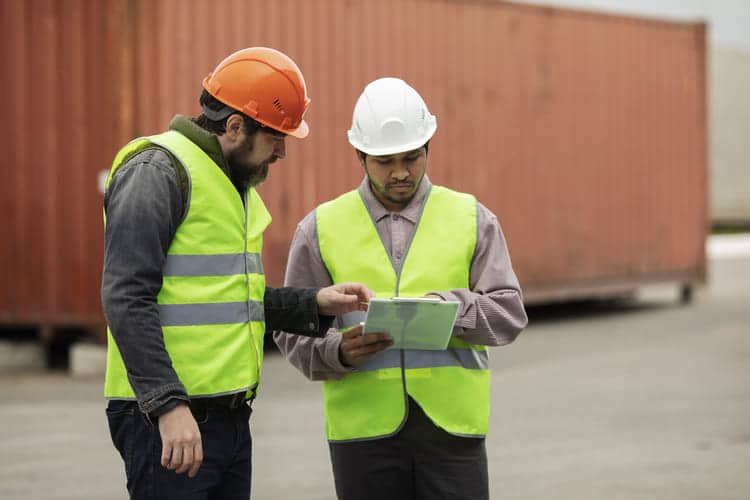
left=202, top=47, right=310, bottom=138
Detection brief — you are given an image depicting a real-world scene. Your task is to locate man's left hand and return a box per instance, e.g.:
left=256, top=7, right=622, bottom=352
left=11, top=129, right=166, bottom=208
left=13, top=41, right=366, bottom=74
left=317, top=283, right=374, bottom=316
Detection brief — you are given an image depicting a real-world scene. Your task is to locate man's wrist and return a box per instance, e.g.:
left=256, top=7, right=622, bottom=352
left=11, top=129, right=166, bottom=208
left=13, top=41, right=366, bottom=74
left=146, top=396, right=189, bottom=420
left=331, top=334, right=356, bottom=372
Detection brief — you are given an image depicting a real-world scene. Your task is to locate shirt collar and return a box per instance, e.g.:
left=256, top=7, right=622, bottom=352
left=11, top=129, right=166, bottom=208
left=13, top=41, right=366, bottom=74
left=357, top=175, right=433, bottom=224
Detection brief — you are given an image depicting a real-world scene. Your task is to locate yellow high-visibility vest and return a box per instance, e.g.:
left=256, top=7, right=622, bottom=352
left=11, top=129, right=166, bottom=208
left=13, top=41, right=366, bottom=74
left=104, top=130, right=270, bottom=401
left=317, top=186, right=490, bottom=442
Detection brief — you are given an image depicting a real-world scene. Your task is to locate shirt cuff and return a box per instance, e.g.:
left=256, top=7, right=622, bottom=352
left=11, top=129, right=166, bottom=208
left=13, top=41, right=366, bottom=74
left=318, top=314, right=335, bottom=337
left=138, top=383, right=188, bottom=415
left=147, top=396, right=189, bottom=419
left=298, top=287, right=336, bottom=337
left=326, top=331, right=357, bottom=373
left=429, top=290, right=476, bottom=329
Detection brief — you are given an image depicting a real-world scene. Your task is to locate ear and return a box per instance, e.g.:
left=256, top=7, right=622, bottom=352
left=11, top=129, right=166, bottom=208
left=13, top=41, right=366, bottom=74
left=225, top=114, right=244, bottom=140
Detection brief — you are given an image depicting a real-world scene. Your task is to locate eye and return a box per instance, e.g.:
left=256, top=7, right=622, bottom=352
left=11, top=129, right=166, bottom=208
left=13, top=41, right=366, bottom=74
left=263, top=127, right=287, bottom=141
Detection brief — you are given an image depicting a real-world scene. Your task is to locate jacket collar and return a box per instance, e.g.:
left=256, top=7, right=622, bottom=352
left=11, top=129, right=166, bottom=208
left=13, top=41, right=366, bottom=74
left=168, top=115, right=231, bottom=178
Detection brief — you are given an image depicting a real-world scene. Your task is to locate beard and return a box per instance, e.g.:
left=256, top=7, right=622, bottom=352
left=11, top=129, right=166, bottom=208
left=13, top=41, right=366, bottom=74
left=244, top=162, right=270, bottom=187
left=228, top=157, right=269, bottom=191
left=226, top=133, right=274, bottom=190
left=383, top=180, right=416, bottom=202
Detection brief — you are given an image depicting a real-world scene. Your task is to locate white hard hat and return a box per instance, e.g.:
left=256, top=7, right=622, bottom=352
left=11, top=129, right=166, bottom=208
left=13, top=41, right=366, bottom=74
left=347, top=77, right=437, bottom=156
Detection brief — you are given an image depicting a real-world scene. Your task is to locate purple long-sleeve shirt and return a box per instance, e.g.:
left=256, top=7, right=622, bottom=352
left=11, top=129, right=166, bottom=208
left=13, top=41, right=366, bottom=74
left=273, top=175, right=528, bottom=380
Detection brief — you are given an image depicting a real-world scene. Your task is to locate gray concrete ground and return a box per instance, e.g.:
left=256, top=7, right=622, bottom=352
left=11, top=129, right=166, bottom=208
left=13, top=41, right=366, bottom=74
left=1, top=252, right=748, bottom=500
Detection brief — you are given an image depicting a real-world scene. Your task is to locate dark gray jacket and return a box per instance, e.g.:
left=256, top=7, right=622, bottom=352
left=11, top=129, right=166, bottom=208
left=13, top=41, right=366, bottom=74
left=101, top=115, right=331, bottom=417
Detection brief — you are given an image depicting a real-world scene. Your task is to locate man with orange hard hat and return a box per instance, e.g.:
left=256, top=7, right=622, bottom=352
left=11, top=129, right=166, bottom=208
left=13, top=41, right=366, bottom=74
left=102, top=47, right=372, bottom=500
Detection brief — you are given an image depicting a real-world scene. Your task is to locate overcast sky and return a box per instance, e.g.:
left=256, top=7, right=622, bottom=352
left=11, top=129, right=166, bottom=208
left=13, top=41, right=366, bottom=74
left=513, top=0, right=750, bottom=50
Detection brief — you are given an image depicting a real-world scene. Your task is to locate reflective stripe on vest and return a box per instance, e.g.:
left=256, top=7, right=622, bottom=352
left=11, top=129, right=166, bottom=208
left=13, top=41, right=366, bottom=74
left=354, top=348, right=489, bottom=372
left=158, top=300, right=264, bottom=326
left=104, top=130, right=271, bottom=400
left=335, top=312, right=488, bottom=371
left=317, top=185, right=490, bottom=442
left=162, top=253, right=264, bottom=276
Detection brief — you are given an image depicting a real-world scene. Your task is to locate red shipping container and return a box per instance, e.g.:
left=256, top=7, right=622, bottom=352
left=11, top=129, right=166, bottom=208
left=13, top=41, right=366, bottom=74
left=1, top=0, right=707, bottom=341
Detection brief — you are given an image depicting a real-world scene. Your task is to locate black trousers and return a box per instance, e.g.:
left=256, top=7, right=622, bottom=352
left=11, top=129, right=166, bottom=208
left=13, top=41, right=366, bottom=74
left=329, top=398, right=489, bottom=500
left=106, top=400, right=252, bottom=500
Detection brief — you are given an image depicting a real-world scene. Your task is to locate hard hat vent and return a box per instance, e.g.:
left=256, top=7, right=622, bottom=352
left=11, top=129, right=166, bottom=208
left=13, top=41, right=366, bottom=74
left=273, top=98, right=285, bottom=114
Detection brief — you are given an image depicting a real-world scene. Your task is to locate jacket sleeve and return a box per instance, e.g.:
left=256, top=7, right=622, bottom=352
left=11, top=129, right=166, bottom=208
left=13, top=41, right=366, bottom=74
left=272, top=212, right=355, bottom=381
left=431, top=201, right=528, bottom=346
left=263, top=286, right=334, bottom=337
left=101, top=149, right=189, bottom=416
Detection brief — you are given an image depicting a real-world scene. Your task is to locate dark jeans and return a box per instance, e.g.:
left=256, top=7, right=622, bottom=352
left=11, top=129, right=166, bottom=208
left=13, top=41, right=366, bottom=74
left=106, top=400, right=252, bottom=500
left=329, top=398, right=489, bottom=500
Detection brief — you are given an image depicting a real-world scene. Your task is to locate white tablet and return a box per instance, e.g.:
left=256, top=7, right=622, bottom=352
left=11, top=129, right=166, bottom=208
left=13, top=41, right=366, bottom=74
left=362, top=297, right=460, bottom=350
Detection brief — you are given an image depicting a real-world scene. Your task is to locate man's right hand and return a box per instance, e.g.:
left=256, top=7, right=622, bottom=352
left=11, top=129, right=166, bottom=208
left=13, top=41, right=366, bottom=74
left=158, top=403, right=203, bottom=478
left=340, top=324, right=393, bottom=368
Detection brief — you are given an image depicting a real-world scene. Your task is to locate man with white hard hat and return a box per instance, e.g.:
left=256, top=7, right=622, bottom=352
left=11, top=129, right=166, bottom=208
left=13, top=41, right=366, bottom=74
left=274, top=77, right=527, bottom=499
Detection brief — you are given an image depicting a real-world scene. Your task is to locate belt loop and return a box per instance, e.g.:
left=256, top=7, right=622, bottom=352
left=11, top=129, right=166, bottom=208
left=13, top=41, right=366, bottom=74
left=231, top=392, right=248, bottom=409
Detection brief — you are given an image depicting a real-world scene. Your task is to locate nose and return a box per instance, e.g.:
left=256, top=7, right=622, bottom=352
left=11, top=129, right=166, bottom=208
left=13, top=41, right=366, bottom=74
left=391, top=161, right=409, bottom=181
left=273, top=138, right=286, bottom=159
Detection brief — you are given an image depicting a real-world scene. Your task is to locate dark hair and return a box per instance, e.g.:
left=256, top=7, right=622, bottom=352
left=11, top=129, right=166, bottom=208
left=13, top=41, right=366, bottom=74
left=193, top=89, right=262, bottom=136
left=357, top=141, right=430, bottom=163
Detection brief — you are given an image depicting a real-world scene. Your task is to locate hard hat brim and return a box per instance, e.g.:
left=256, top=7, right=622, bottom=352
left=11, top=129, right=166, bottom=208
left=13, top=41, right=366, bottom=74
left=347, top=124, right=436, bottom=156
left=285, top=119, right=309, bottom=139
